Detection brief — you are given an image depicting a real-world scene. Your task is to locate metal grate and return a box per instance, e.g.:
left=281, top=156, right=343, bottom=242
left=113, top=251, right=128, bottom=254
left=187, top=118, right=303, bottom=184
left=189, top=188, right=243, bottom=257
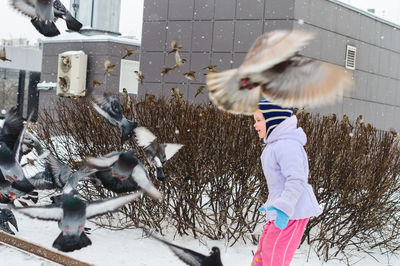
left=345, top=45, right=357, bottom=70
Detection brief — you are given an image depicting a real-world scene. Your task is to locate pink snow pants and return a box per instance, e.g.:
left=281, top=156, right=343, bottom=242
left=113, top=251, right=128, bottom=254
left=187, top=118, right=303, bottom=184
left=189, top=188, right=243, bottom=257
left=251, top=218, right=309, bottom=266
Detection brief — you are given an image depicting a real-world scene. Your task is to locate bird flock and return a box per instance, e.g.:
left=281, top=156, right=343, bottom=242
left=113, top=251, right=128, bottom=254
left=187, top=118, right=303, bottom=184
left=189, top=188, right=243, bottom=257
left=2, top=1, right=355, bottom=264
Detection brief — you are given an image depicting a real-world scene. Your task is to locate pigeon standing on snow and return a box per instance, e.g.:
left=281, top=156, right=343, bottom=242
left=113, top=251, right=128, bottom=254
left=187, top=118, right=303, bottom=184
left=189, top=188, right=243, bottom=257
left=0, top=208, right=18, bottom=235
left=206, top=30, right=354, bottom=115
left=85, top=149, right=162, bottom=200
left=144, top=229, right=223, bottom=266
left=14, top=190, right=143, bottom=252
left=134, top=127, right=183, bottom=181
left=10, top=0, right=82, bottom=37
left=91, top=93, right=138, bottom=142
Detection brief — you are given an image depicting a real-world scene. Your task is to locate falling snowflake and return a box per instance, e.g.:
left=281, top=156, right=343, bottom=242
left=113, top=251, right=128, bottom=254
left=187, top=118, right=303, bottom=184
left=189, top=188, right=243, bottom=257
left=175, top=129, right=180, bottom=134
left=1, top=109, right=6, bottom=115
left=298, top=19, right=304, bottom=25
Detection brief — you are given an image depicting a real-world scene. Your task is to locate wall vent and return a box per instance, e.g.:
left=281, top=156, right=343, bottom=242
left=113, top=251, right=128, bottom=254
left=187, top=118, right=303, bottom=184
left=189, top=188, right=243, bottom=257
left=345, top=45, right=356, bottom=70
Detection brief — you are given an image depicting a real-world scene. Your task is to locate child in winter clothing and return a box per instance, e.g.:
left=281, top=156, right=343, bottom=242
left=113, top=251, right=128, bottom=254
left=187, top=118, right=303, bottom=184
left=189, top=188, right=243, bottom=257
left=251, top=100, right=321, bottom=266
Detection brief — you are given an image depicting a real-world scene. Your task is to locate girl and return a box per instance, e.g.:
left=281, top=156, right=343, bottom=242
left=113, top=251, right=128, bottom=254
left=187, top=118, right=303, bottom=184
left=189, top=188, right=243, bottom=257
left=251, top=100, right=321, bottom=266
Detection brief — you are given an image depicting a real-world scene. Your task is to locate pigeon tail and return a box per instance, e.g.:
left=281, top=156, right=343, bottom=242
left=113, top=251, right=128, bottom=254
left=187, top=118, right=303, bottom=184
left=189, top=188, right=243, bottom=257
left=121, top=119, right=138, bottom=142
left=30, top=18, right=60, bottom=37
left=13, top=191, right=38, bottom=207
left=52, top=232, right=92, bottom=252
left=65, top=12, right=82, bottom=32
left=156, top=167, right=166, bottom=181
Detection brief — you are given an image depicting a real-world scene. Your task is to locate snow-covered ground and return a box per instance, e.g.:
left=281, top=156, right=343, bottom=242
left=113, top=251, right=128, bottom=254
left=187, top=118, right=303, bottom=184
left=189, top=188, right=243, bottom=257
left=2, top=207, right=400, bottom=266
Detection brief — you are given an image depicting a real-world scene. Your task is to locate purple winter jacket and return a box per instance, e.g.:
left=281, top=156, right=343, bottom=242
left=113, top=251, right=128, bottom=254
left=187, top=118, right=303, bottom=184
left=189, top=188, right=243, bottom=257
left=261, top=115, right=322, bottom=221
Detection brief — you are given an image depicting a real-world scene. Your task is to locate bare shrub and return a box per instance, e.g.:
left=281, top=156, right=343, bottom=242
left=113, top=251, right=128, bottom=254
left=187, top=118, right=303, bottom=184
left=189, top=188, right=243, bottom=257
left=35, top=94, right=400, bottom=260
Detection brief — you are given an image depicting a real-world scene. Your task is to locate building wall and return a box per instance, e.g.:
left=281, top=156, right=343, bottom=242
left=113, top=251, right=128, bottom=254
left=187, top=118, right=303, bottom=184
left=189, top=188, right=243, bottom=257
left=139, top=0, right=400, bottom=131
left=39, top=36, right=140, bottom=114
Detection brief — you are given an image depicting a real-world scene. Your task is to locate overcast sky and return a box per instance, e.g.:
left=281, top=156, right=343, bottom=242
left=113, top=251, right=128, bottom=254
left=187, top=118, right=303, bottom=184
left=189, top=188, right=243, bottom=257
left=0, top=0, right=399, bottom=45
left=0, top=0, right=144, bottom=44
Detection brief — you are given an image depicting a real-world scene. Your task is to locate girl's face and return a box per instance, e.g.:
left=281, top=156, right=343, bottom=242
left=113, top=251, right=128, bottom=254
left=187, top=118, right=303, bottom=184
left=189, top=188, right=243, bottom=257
left=253, top=110, right=267, bottom=139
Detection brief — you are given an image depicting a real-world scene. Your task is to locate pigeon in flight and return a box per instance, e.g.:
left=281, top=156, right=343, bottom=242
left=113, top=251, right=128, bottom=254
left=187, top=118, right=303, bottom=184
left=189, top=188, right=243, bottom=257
left=14, top=190, right=143, bottom=252
left=206, top=30, right=354, bottom=115
left=0, top=208, right=18, bottom=235
left=46, top=155, right=98, bottom=194
left=145, top=229, right=223, bottom=266
left=85, top=149, right=162, bottom=200
left=91, top=93, right=138, bottom=142
left=0, top=107, right=35, bottom=193
left=134, top=127, right=183, bottom=181
left=10, top=0, right=82, bottom=37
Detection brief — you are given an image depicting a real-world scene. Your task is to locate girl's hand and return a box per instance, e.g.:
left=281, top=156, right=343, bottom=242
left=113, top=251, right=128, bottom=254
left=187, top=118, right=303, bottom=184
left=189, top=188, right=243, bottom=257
left=267, top=206, right=289, bottom=229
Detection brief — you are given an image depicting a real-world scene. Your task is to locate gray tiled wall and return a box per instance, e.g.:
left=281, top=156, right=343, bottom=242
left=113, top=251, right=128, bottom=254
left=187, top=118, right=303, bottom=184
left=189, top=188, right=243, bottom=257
left=140, top=0, right=400, bottom=131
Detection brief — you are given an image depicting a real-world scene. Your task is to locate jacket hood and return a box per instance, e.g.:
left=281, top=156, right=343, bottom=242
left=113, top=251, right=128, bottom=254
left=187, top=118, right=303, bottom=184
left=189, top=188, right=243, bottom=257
left=265, top=115, right=306, bottom=146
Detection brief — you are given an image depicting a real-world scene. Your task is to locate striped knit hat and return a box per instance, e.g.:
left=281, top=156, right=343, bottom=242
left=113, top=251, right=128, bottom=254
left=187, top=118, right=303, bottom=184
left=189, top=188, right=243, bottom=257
left=259, top=100, right=293, bottom=138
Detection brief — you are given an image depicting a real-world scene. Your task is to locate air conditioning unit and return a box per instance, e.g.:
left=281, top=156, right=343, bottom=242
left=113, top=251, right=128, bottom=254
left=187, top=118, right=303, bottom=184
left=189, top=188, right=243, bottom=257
left=56, top=51, right=88, bottom=97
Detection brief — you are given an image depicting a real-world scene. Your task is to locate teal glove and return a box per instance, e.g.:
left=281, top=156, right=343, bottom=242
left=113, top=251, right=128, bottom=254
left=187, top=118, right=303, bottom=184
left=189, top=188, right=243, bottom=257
left=267, top=206, right=289, bottom=229
left=258, top=206, right=266, bottom=212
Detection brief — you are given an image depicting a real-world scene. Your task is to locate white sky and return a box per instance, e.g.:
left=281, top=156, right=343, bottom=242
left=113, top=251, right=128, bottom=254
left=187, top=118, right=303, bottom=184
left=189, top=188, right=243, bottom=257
left=0, top=0, right=144, bottom=44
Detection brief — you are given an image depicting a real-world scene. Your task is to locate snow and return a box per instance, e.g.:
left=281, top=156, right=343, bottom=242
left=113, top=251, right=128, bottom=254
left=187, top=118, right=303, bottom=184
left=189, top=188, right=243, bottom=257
left=2, top=208, right=400, bottom=266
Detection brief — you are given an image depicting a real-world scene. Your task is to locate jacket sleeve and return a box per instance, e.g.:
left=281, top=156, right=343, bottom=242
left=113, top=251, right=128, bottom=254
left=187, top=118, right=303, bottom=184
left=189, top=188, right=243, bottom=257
left=271, top=140, right=307, bottom=218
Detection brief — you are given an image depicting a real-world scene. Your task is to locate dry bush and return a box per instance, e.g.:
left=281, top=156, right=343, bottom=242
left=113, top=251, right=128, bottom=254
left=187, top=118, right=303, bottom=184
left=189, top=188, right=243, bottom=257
left=296, top=110, right=400, bottom=261
left=35, top=94, right=400, bottom=261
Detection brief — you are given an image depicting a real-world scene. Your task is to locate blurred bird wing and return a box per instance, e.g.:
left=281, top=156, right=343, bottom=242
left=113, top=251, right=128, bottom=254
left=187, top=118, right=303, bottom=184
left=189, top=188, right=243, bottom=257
left=1, top=107, right=24, bottom=149
left=175, top=51, right=182, bottom=64
left=148, top=233, right=204, bottom=266
left=13, top=111, right=34, bottom=162
left=1, top=209, right=18, bottom=230
left=207, top=68, right=262, bottom=115
left=238, top=30, right=315, bottom=76
left=130, top=164, right=162, bottom=200
left=261, top=59, right=354, bottom=108
left=85, top=151, right=121, bottom=169
left=134, top=127, right=157, bottom=148
left=10, top=0, right=37, bottom=18
left=47, top=155, right=71, bottom=182
left=163, top=143, right=183, bottom=161
left=86, top=191, right=142, bottom=219
left=62, top=168, right=98, bottom=194
left=14, top=205, right=63, bottom=221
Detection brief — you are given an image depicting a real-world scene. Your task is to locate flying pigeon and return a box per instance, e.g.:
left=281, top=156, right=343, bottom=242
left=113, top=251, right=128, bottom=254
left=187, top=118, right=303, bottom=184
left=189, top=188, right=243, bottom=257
left=134, top=127, right=183, bottom=181
left=91, top=93, right=138, bottom=142
left=0, top=208, right=18, bottom=235
left=85, top=149, right=162, bottom=200
left=206, top=30, right=354, bottom=115
left=14, top=190, right=143, bottom=252
left=0, top=107, right=35, bottom=193
left=46, top=155, right=98, bottom=194
left=145, top=229, right=223, bottom=266
left=10, top=0, right=82, bottom=37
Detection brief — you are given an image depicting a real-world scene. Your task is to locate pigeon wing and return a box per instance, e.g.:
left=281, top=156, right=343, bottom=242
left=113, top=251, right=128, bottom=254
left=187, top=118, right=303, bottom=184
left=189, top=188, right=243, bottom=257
left=10, top=0, right=37, bottom=18
left=261, top=57, right=354, bottom=108
left=85, top=151, right=121, bottom=169
left=86, top=191, right=142, bottom=219
left=130, top=163, right=162, bottom=200
left=14, top=205, right=63, bottom=221
left=148, top=233, right=205, bottom=266
left=134, top=127, right=157, bottom=148
left=47, top=155, right=72, bottom=188
left=163, top=143, right=184, bottom=161
left=238, top=30, right=315, bottom=76
left=0, top=107, right=24, bottom=149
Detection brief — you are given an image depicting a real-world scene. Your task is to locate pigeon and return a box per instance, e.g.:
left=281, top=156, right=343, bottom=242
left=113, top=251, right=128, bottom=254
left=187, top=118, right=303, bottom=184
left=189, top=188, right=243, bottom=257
left=134, top=127, right=183, bottom=181
left=0, top=107, right=35, bottom=193
left=85, top=149, right=162, bottom=200
left=206, top=30, right=354, bottom=115
left=10, top=0, right=82, bottom=37
left=91, top=93, right=138, bottom=142
left=46, top=155, right=98, bottom=194
left=14, top=190, right=143, bottom=252
left=0, top=208, right=18, bottom=235
left=145, top=229, right=223, bottom=266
